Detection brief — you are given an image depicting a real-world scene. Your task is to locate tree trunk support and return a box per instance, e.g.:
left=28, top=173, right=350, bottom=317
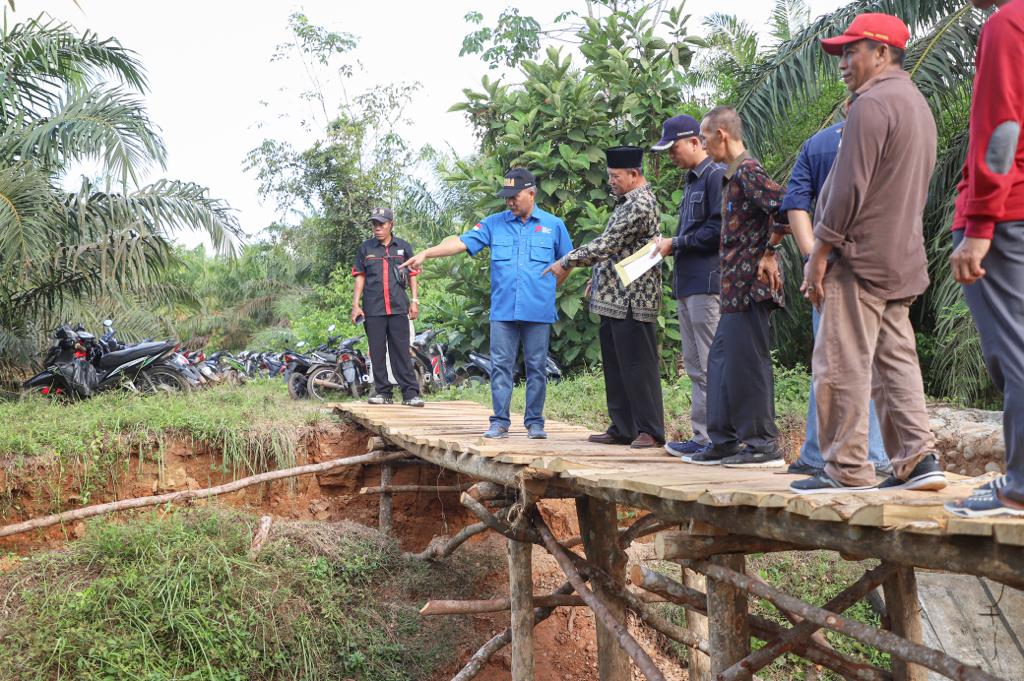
left=882, top=564, right=927, bottom=681
left=707, top=554, right=751, bottom=679
left=577, top=496, right=631, bottom=681
left=379, top=462, right=393, bottom=535
left=509, top=537, right=535, bottom=681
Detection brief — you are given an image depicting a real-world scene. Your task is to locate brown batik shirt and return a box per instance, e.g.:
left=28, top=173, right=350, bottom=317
left=560, top=182, right=662, bottom=322
left=719, top=152, right=788, bottom=314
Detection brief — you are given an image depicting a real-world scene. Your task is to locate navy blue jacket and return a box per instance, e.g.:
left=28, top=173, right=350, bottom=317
left=780, top=121, right=845, bottom=214
left=672, top=157, right=726, bottom=298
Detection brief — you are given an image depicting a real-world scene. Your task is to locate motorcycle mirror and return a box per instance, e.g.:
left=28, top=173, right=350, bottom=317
left=103, top=319, right=113, bottom=327
left=327, top=324, right=336, bottom=332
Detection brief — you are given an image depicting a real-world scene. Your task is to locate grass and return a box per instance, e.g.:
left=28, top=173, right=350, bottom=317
left=0, top=380, right=320, bottom=515
left=0, top=506, right=483, bottom=681
left=435, top=365, right=812, bottom=441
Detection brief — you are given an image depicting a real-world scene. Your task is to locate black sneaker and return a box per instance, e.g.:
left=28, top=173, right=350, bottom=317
left=786, top=460, right=822, bottom=475
left=877, top=453, right=947, bottom=492
left=686, top=448, right=734, bottom=466
left=790, top=473, right=880, bottom=495
left=722, top=447, right=785, bottom=469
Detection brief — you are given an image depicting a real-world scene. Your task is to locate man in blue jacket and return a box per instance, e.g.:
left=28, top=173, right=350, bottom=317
left=778, top=121, right=892, bottom=477
left=650, top=114, right=725, bottom=458
left=401, top=168, right=573, bottom=439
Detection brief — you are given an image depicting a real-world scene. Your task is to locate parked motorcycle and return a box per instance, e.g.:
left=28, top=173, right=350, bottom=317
left=458, top=350, right=563, bottom=386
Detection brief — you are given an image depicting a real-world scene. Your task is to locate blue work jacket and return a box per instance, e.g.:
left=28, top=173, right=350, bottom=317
left=459, top=207, right=574, bottom=323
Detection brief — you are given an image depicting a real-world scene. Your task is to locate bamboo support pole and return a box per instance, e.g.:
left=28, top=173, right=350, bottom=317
left=0, top=450, right=407, bottom=539
left=716, top=563, right=895, bottom=681
left=881, top=565, right=927, bottom=681
left=379, top=462, right=393, bottom=535
left=419, top=589, right=666, bottom=616
left=691, top=560, right=1001, bottom=681
left=360, top=483, right=472, bottom=495
left=533, top=510, right=666, bottom=681
left=631, top=565, right=891, bottom=681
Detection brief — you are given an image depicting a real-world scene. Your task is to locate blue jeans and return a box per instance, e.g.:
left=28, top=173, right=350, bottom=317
left=489, top=321, right=550, bottom=429
left=800, top=307, right=889, bottom=468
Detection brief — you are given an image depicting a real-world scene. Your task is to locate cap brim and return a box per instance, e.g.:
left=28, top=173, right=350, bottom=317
left=369, top=216, right=389, bottom=223
left=496, top=188, right=521, bottom=198
left=650, top=137, right=674, bottom=151
left=820, top=35, right=861, bottom=56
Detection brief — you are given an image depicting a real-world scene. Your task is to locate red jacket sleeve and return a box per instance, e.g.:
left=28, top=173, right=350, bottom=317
left=960, top=13, right=1024, bottom=239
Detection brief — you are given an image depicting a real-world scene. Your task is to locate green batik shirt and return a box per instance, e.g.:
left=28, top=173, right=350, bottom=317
left=560, top=183, right=662, bottom=322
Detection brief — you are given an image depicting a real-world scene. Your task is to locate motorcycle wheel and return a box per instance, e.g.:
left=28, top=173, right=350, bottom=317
left=288, top=371, right=309, bottom=400
left=413, top=359, right=430, bottom=395
left=139, top=366, right=190, bottom=394
left=307, top=367, right=345, bottom=401
left=20, top=382, right=69, bottom=401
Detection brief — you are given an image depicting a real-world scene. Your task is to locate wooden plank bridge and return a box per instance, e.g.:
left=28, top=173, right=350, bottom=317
left=334, top=399, right=1024, bottom=681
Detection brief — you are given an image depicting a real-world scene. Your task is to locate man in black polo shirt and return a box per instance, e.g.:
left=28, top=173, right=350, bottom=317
left=351, top=207, right=424, bottom=407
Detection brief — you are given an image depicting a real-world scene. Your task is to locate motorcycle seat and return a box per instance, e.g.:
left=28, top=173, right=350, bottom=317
left=98, top=341, right=174, bottom=370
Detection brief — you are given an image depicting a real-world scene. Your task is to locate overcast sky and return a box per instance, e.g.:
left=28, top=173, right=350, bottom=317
left=21, top=0, right=843, bottom=246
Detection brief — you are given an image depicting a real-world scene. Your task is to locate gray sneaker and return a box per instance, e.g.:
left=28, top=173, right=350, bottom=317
left=527, top=424, right=547, bottom=439
left=483, top=424, right=509, bottom=439
left=403, top=396, right=425, bottom=407
left=367, top=395, right=393, bottom=405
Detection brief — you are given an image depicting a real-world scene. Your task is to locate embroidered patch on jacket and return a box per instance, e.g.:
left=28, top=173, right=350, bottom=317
left=986, top=121, right=1020, bottom=175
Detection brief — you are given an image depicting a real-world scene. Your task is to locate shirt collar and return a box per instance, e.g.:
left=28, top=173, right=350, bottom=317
left=855, top=68, right=909, bottom=97
left=505, top=209, right=538, bottom=223
left=688, top=156, right=714, bottom=181
left=724, top=150, right=751, bottom=180
left=616, top=182, right=649, bottom=204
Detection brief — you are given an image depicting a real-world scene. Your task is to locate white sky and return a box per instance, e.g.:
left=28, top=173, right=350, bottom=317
left=22, top=0, right=843, bottom=247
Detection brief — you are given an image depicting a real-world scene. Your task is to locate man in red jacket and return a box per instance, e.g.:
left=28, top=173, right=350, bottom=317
left=946, top=0, right=1024, bottom=517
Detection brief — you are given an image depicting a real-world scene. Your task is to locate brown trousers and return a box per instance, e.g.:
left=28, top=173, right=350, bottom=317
left=813, top=260, right=936, bottom=486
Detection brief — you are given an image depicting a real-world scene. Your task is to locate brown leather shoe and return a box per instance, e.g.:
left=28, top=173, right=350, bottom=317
left=588, top=431, right=629, bottom=445
left=630, top=433, right=659, bottom=449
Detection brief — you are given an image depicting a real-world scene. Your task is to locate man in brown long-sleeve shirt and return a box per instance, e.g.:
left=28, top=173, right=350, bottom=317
left=791, top=13, right=947, bottom=494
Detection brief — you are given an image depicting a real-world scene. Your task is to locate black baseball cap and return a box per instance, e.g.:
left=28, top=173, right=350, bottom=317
left=651, top=114, right=701, bottom=151
left=496, top=168, right=537, bottom=198
left=369, top=207, right=394, bottom=223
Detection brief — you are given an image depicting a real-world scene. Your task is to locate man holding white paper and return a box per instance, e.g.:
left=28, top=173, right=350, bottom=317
left=543, top=146, right=665, bottom=448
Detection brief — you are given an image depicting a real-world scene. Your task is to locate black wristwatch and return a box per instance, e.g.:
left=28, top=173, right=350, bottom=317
left=765, top=241, right=784, bottom=254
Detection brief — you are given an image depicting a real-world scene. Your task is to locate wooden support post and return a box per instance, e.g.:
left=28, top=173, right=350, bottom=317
left=509, top=538, right=535, bottom=681
left=707, top=554, right=750, bottom=680
left=882, top=564, right=926, bottom=681
left=379, top=462, right=393, bottom=535
left=577, top=497, right=630, bottom=681
left=683, top=566, right=712, bottom=681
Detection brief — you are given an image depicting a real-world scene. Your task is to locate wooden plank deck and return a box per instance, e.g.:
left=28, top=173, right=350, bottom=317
left=334, top=400, right=1024, bottom=588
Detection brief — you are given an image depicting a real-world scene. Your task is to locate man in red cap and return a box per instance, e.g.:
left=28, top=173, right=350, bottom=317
left=792, top=14, right=946, bottom=494
left=946, top=0, right=1024, bottom=518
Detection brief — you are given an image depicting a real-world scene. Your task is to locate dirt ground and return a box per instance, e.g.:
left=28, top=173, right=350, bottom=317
left=0, top=421, right=692, bottom=680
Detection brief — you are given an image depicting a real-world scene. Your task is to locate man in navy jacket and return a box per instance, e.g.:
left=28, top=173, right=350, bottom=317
left=651, top=114, right=725, bottom=458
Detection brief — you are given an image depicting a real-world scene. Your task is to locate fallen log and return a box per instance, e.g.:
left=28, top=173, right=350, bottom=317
left=408, top=522, right=489, bottom=562
left=533, top=510, right=666, bottom=681
left=0, top=450, right=407, bottom=539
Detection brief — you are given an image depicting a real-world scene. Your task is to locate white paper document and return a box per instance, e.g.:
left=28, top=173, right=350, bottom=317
left=614, top=241, right=662, bottom=287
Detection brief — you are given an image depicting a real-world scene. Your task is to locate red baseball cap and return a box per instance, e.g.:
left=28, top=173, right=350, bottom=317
left=820, top=13, right=911, bottom=56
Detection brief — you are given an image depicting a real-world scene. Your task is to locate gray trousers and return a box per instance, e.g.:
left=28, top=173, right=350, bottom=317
left=677, top=294, right=721, bottom=444
left=956, top=223, right=1024, bottom=503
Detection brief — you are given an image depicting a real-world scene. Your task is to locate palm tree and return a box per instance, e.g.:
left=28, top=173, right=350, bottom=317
left=0, top=15, right=242, bottom=374
left=731, top=0, right=989, bottom=404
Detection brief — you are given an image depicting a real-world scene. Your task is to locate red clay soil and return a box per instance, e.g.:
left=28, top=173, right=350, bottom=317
left=0, top=422, right=690, bottom=680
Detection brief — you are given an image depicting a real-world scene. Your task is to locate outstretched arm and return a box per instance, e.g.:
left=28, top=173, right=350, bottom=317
left=401, top=236, right=468, bottom=270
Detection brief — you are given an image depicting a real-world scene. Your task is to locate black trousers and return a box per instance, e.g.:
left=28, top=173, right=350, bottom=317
left=365, top=315, right=419, bottom=400
left=599, top=314, right=665, bottom=443
left=706, top=301, right=779, bottom=453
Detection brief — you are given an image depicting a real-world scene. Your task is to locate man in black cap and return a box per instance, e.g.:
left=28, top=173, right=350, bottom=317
left=544, top=147, right=665, bottom=448
left=352, top=207, right=425, bottom=407
left=401, top=168, right=574, bottom=438
left=650, top=114, right=725, bottom=459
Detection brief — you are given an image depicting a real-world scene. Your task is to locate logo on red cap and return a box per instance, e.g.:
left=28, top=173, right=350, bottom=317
left=820, top=13, right=910, bottom=56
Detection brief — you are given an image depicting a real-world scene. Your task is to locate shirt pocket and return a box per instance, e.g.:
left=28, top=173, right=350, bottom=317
left=529, top=238, right=554, bottom=263
left=689, top=190, right=706, bottom=223
left=491, top=236, right=514, bottom=263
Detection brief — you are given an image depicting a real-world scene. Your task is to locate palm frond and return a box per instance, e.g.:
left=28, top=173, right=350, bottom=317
left=0, top=162, right=64, bottom=284
left=769, top=0, right=811, bottom=43
left=904, top=4, right=982, bottom=108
